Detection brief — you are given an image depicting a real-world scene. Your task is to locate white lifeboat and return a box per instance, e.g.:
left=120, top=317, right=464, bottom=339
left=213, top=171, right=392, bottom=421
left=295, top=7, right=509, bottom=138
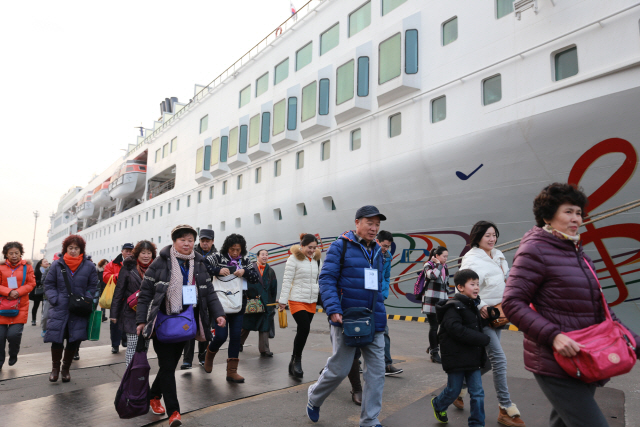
left=108, top=161, right=147, bottom=199
left=92, top=179, right=111, bottom=207
left=76, top=194, right=95, bottom=219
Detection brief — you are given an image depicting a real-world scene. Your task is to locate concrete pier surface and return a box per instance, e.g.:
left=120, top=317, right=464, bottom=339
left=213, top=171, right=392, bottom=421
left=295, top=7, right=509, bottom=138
left=1, top=304, right=638, bottom=427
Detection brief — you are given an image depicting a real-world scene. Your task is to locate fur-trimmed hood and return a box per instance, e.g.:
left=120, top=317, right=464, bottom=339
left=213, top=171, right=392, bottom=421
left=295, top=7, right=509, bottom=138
left=290, top=244, right=321, bottom=261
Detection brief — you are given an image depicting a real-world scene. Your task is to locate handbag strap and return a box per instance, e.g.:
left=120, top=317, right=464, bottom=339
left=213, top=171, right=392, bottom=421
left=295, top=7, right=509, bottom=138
left=21, top=265, right=26, bottom=287
left=59, top=262, right=73, bottom=297
left=583, top=256, right=613, bottom=322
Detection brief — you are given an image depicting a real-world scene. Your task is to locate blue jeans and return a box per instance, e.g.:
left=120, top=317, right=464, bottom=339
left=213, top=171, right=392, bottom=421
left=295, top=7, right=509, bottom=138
left=483, top=326, right=512, bottom=407
left=434, top=369, right=485, bottom=427
left=209, top=312, right=243, bottom=358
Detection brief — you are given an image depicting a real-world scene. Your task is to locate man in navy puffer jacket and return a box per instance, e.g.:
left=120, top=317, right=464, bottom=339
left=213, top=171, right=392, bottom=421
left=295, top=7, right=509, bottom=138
left=307, top=206, right=387, bottom=427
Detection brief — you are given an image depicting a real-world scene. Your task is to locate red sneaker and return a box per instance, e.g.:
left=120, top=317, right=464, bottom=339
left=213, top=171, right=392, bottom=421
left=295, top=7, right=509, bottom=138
left=169, top=411, right=182, bottom=427
left=149, top=397, right=165, bottom=415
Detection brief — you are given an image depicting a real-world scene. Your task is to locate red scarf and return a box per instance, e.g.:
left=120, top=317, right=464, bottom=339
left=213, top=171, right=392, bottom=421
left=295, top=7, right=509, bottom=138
left=257, top=263, right=266, bottom=277
left=63, top=253, right=83, bottom=273
left=137, top=259, right=152, bottom=279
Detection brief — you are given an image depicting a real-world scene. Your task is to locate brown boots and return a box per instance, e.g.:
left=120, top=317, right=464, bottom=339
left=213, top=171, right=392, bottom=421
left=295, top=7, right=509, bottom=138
left=49, top=348, right=63, bottom=382
left=204, top=348, right=217, bottom=374
left=498, top=405, right=526, bottom=426
left=226, top=358, right=244, bottom=383
left=347, top=358, right=362, bottom=406
left=60, top=346, right=75, bottom=382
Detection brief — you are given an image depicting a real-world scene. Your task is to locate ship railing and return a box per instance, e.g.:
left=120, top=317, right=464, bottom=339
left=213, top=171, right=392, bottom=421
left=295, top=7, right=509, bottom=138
left=147, top=178, right=176, bottom=200
left=127, top=0, right=323, bottom=157
left=390, top=198, right=640, bottom=284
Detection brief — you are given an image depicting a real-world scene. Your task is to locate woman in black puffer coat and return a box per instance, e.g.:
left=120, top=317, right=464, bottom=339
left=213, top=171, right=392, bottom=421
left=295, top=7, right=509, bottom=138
left=111, top=240, right=156, bottom=367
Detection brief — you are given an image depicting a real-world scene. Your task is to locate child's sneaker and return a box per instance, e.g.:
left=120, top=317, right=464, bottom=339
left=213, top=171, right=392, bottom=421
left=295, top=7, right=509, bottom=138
left=431, top=397, right=449, bottom=423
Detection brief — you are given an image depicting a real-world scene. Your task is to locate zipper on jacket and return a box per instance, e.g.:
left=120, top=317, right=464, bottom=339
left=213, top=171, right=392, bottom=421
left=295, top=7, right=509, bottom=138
left=575, top=251, right=600, bottom=322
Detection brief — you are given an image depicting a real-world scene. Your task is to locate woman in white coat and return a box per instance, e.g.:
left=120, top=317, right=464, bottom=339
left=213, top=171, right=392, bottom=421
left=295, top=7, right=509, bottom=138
left=459, top=221, right=526, bottom=427
left=278, top=233, right=321, bottom=378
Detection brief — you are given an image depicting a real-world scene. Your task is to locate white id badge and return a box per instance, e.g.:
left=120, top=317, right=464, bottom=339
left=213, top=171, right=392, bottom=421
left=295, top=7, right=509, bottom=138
left=242, top=279, right=248, bottom=291
left=7, top=277, right=18, bottom=289
left=182, top=286, right=197, bottom=305
left=364, top=268, right=378, bottom=291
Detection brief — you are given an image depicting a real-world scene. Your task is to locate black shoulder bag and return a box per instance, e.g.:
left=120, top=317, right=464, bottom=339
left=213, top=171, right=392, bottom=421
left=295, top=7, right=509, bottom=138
left=60, top=263, right=93, bottom=317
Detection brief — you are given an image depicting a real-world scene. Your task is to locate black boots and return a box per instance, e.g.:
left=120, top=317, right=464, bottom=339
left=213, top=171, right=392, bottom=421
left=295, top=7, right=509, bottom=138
left=429, top=346, right=442, bottom=364
left=49, top=348, right=63, bottom=382
left=289, top=355, right=303, bottom=378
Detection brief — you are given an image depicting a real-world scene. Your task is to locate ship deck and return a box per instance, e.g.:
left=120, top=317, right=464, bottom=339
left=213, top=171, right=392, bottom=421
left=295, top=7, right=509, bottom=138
left=1, top=303, right=637, bottom=427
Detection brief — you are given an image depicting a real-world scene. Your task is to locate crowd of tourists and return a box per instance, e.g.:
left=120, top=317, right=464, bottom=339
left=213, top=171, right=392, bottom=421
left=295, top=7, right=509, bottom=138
left=0, top=182, right=638, bottom=427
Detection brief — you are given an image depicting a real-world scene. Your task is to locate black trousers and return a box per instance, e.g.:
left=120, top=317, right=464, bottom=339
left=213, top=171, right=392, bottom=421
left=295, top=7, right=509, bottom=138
left=426, top=313, right=438, bottom=350
left=182, top=338, right=208, bottom=364
left=150, top=338, right=187, bottom=416
left=292, top=310, right=314, bottom=357
left=31, top=300, right=41, bottom=321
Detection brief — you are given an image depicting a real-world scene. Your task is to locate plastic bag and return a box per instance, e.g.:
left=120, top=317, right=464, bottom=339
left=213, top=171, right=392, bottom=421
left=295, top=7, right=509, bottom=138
left=99, top=276, right=116, bottom=309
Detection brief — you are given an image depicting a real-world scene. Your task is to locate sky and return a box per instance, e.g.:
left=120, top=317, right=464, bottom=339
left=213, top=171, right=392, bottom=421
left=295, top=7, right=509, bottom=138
left=0, top=0, right=296, bottom=260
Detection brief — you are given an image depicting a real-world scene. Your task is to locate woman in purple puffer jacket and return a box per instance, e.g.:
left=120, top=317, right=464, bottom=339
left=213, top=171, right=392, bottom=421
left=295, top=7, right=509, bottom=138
left=503, top=183, right=639, bottom=427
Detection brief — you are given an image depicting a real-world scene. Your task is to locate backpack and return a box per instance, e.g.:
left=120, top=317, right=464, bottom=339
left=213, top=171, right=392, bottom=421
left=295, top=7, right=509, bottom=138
left=114, top=337, right=150, bottom=419
left=414, top=269, right=427, bottom=298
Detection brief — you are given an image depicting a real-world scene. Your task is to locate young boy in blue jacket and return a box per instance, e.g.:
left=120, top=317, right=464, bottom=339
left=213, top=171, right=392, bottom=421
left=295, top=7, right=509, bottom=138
left=432, top=269, right=490, bottom=427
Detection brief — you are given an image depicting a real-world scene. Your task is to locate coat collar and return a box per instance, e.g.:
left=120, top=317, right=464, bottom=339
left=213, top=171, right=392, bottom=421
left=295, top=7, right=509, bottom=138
left=290, top=244, right=321, bottom=261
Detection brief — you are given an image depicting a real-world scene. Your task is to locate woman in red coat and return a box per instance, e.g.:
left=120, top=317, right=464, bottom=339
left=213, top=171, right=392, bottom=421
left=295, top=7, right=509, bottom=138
left=503, top=183, right=640, bottom=427
left=0, top=241, right=36, bottom=370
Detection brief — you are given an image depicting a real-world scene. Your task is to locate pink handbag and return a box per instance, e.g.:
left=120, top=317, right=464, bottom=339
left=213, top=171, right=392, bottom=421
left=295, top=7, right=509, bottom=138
left=553, top=259, right=637, bottom=382
left=127, top=291, right=139, bottom=312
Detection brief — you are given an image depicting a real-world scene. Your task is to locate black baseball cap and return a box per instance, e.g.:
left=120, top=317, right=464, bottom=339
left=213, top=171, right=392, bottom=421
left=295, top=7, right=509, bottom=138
left=355, top=205, right=387, bottom=221
left=122, top=243, right=134, bottom=250
left=199, top=229, right=215, bottom=240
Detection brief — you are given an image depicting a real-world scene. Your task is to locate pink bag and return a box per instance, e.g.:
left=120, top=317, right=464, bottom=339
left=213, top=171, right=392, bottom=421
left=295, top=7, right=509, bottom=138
left=127, top=291, right=139, bottom=312
left=553, top=259, right=637, bottom=382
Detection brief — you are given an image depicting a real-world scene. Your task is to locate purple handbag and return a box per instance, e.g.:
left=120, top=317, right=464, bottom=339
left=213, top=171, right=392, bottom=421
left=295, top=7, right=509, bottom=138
left=155, top=304, right=197, bottom=343
left=114, top=338, right=150, bottom=419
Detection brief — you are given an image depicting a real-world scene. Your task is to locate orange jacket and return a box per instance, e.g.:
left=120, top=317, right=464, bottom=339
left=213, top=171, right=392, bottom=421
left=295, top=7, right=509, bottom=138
left=0, top=259, right=36, bottom=325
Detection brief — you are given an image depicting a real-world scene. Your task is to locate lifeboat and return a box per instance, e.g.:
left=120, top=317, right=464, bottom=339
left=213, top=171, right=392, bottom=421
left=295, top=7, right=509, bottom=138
left=76, top=194, right=95, bottom=219
left=108, top=161, right=147, bottom=199
left=92, top=179, right=111, bottom=207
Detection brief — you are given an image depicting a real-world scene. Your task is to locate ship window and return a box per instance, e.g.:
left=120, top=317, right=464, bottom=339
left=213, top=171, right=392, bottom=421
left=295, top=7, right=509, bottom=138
left=389, top=113, right=401, bottom=138
left=177, top=199, right=180, bottom=210
left=287, top=97, right=298, bottom=130
left=237, top=174, right=243, bottom=190
left=222, top=180, right=228, bottom=195
left=163, top=143, right=169, bottom=158
left=273, top=99, right=286, bottom=135
left=483, top=74, right=502, bottom=106
left=195, top=147, right=204, bottom=173
left=319, top=79, right=330, bottom=115
left=554, top=46, right=578, bottom=81
left=155, top=149, right=161, bottom=163
left=152, top=209, right=155, bottom=219
left=261, top=112, right=271, bottom=142
left=220, top=136, right=229, bottom=162
left=131, top=218, right=134, bottom=226
left=297, top=203, right=308, bottom=216
left=208, top=224, right=212, bottom=229
left=171, top=137, right=177, bottom=153
left=203, top=145, right=211, bottom=170
left=256, top=72, right=269, bottom=97
left=211, top=138, right=220, bottom=166
left=235, top=218, right=241, bottom=228
left=320, top=23, right=340, bottom=56
left=379, top=33, right=401, bottom=84
left=239, top=85, right=251, bottom=108
left=254, top=213, right=261, bottom=224
left=442, top=17, right=458, bottom=46
left=296, top=151, right=305, bottom=169
left=146, top=212, right=148, bottom=221
left=274, top=58, right=289, bottom=85
left=405, top=30, right=418, bottom=74
left=382, top=0, right=407, bottom=15
left=351, top=128, right=362, bottom=151
left=200, top=115, right=208, bottom=134
left=357, top=57, right=369, bottom=96
left=228, top=127, right=239, bottom=157
left=302, top=81, right=317, bottom=122
left=496, top=0, right=515, bottom=19
left=160, top=206, right=163, bottom=217
left=249, top=115, right=260, bottom=148
left=432, top=96, right=447, bottom=123
left=239, top=125, right=248, bottom=153
left=274, top=208, right=282, bottom=221
left=221, top=221, right=226, bottom=231
left=198, top=190, right=202, bottom=203
left=337, top=60, right=355, bottom=105
left=321, top=141, right=330, bottom=161
left=255, top=167, right=262, bottom=183
left=349, top=1, right=371, bottom=37
left=158, top=236, right=161, bottom=244
left=296, top=42, right=313, bottom=71
left=125, top=220, right=127, bottom=228
left=209, top=186, right=214, bottom=199
left=168, top=203, right=171, bottom=213
left=274, top=159, right=282, bottom=177
left=323, top=196, right=337, bottom=210
left=138, top=215, right=140, bottom=224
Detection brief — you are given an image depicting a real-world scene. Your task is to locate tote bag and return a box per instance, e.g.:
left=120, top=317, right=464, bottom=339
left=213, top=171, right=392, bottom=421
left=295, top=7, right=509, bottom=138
left=99, top=276, right=116, bottom=309
left=212, top=275, right=243, bottom=314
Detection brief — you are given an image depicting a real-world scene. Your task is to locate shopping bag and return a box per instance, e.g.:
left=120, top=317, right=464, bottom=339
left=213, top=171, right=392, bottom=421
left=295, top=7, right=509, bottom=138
left=99, top=276, right=116, bottom=309
left=278, top=308, right=288, bottom=329
left=87, top=309, right=102, bottom=341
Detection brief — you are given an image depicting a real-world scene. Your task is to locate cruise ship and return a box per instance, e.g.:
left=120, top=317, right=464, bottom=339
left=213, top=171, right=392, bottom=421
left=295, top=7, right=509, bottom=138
left=44, top=0, right=640, bottom=330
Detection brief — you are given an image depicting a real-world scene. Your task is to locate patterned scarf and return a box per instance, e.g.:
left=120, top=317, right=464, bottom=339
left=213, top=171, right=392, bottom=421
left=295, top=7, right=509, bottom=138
left=543, top=224, right=580, bottom=247
left=166, top=245, right=196, bottom=314
left=136, top=259, right=152, bottom=280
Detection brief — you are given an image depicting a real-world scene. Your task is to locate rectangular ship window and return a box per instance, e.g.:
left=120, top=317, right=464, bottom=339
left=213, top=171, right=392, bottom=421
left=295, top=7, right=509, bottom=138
left=255, top=167, right=262, bottom=183
left=239, top=125, right=248, bottom=153
left=273, top=99, right=286, bottom=135
left=432, top=96, right=447, bottom=123
left=296, top=42, right=313, bottom=71
left=274, top=58, right=289, bottom=85
left=171, top=137, right=177, bottom=152
left=261, top=112, right=271, bottom=142
left=302, top=81, right=317, bottom=122
left=249, top=115, right=260, bottom=147
left=382, top=0, right=407, bottom=16
left=483, top=74, right=502, bottom=105
left=228, top=127, right=239, bottom=157
left=195, top=147, right=204, bottom=173
left=296, top=151, right=305, bottom=169
left=357, top=57, right=369, bottom=97
left=442, top=17, right=458, bottom=46
left=554, top=46, right=578, bottom=81
left=163, top=143, right=169, bottom=158
left=256, top=73, right=269, bottom=97
left=319, top=79, right=330, bottom=115
left=351, top=129, right=361, bottom=151
left=287, top=97, right=298, bottom=130
left=349, top=1, right=371, bottom=37
left=389, top=113, right=401, bottom=138
left=239, top=85, right=251, bottom=108
left=155, top=149, right=161, bottom=163
left=496, top=0, right=515, bottom=19
left=379, top=33, right=401, bottom=84
left=220, top=136, right=229, bottom=162
left=222, top=180, right=228, bottom=195
left=320, top=23, right=340, bottom=56
left=237, top=174, right=243, bottom=190
left=337, top=60, right=355, bottom=105
left=274, top=159, right=282, bottom=177
left=209, top=186, right=214, bottom=199
left=211, top=137, right=220, bottom=166
left=321, top=141, right=330, bottom=161
left=405, top=30, right=418, bottom=74
left=200, top=115, right=208, bottom=134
